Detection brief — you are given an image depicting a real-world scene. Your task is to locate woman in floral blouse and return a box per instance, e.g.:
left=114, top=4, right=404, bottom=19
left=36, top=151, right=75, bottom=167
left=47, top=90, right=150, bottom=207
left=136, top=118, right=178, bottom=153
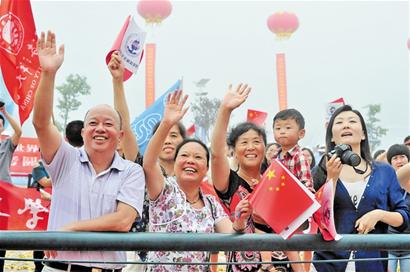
left=143, top=90, right=252, bottom=272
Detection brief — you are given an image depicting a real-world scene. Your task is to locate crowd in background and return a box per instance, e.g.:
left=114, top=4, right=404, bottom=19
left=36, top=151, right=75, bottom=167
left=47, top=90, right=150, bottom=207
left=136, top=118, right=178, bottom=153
left=1, top=30, right=410, bottom=272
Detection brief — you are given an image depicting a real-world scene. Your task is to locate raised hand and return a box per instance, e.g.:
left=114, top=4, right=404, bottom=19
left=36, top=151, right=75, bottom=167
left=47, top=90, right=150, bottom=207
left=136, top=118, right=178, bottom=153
left=221, top=83, right=251, bottom=111
left=162, top=90, right=189, bottom=125
left=37, top=31, right=64, bottom=73
left=108, top=51, right=124, bottom=80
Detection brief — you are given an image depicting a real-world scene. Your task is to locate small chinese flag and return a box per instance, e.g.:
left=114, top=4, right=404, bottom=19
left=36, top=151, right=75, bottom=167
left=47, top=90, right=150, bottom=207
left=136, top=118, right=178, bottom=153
left=186, top=124, right=196, bottom=137
left=313, top=181, right=342, bottom=241
left=247, top=109, right=268, bottom=126
left=249, top=159, right=320, bottom=239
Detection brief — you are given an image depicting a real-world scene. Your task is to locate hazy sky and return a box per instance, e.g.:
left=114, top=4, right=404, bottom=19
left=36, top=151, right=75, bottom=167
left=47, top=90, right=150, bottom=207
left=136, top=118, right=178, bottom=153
left=2, top=0, right=409, bottom=151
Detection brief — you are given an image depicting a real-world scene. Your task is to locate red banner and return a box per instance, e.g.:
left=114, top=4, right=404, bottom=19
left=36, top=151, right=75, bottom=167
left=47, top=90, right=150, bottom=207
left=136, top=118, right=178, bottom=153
left=0, top=0, right=41, bottom=124
left=0, top=180, right=49, bottom=230
left=7, top=136, right=40, bottom=176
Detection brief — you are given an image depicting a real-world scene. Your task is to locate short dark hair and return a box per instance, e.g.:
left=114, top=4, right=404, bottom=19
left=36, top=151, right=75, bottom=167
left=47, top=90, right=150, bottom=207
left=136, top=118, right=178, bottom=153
left=325, top=105, right=372, bottom=164
left=373, top=149, right=385, bottom=160
left=273, top=108, right=305, bottom=129
left=387, top=144, right=410, bottom=164
left=404, top=135, right=410, bottom=144
left=174, top=138, right=209, bottom=167
left=152, top=121, right=186, bottom=139
left=0, top=115, right=4, bottom=126
left=227, top=122, right=267, bottom=148
left=65, top=120, right=84, bottom=147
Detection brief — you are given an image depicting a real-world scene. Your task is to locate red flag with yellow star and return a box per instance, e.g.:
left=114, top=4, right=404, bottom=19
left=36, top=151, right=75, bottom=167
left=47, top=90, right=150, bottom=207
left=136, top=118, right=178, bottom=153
left=247, top=109, right=268, bottom=126
left=249, top=159, right=320, bottom=239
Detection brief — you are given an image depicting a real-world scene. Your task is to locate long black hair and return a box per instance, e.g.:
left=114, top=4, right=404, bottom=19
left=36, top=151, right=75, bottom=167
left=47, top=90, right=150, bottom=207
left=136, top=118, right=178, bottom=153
left=325, top=105, right=372, bottom=164
left=313, top=105, right=372, bottom=190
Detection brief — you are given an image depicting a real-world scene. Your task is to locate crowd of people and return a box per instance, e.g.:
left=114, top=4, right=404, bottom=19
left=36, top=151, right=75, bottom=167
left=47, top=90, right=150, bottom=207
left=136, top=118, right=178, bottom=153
left=1, top=30, right=410, bottom=272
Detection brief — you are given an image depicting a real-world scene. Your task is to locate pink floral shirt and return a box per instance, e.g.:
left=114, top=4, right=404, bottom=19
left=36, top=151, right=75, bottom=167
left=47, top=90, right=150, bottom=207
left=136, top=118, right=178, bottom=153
left=147, top=176, right=228, bottom=272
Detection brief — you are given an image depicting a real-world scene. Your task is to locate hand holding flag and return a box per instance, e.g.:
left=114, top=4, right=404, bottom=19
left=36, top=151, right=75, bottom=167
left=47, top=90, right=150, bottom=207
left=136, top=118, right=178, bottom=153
left=249, top=160, right=320, bottom=239
left=106, top=16, right=146, bottom=81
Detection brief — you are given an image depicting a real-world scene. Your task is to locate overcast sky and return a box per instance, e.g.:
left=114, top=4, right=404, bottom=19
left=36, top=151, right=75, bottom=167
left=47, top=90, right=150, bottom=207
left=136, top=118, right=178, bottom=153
left=1, top=0, right=409, bottom=151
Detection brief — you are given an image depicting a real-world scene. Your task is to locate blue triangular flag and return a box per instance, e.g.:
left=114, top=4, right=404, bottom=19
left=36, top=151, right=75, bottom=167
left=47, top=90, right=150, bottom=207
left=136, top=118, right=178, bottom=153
left=131, top=80, right=181, bottom=154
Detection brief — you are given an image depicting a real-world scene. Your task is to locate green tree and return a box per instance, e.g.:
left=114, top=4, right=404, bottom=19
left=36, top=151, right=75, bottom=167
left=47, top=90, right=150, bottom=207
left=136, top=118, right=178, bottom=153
left=191, top=96, right=221, bottom=143
left=55, top=74, right=91, bottom=131
left=363, top=104, right=388, bottom=152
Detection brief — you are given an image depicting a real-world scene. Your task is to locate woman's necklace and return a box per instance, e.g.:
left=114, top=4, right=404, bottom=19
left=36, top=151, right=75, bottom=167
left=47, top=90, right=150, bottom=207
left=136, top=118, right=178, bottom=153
left=186, top=194, right=201, bottom=205
left=238, top=171, right=261, bottom=188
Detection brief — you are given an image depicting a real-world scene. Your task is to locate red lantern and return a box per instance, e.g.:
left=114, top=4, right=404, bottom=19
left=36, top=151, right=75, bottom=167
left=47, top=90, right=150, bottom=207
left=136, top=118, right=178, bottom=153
left=137, top=0, right=172, bottom=24
left=267, top=12, right=299, bottom=39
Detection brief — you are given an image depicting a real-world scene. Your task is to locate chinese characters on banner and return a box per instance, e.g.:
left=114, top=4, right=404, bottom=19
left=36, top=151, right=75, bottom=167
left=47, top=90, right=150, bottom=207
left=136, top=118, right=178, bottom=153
left=0, top=180, right=49, bottom=230
left=5, top=136, right=40, bottom=176
left=0, top=0, right=41, bottom=124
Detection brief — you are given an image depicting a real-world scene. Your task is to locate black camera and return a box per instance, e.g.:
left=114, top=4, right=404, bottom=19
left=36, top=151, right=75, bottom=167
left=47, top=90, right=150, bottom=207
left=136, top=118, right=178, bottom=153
left=327, top=144, right=361, bottom=167
left=0, top=100, right=4, bottom=107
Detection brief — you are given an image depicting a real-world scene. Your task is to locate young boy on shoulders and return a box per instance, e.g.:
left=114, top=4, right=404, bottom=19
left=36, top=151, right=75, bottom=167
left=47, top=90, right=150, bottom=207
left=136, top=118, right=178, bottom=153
left=272, top=108, right=313, bottom=191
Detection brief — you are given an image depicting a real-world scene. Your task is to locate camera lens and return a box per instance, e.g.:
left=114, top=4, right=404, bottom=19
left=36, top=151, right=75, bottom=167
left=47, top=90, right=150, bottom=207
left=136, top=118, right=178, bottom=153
left=341, top=150, right=361, bottom=167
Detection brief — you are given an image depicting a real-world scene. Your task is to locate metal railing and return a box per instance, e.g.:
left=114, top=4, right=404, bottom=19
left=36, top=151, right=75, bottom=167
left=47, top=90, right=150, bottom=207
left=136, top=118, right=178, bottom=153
left=1, top=232, right=410, bottom=251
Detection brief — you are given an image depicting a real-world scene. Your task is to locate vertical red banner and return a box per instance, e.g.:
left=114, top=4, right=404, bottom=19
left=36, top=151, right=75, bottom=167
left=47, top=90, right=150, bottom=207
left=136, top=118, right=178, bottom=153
left=276, top=53, right=287, bottom=111
left=145, top=43, right=156, bottom=108
left=0, top=0, right=41, bottom=124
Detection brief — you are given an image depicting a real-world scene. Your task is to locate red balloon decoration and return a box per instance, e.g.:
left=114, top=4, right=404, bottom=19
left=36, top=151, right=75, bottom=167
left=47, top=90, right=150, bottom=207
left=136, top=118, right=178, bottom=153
left=137, top=0, right=172, bottom=24
left=267, top=12, right=299, bottom=39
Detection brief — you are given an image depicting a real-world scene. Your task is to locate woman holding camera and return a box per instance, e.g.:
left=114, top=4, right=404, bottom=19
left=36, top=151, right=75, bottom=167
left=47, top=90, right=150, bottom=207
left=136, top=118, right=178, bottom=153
left=312, top=105, right=410, bottom=272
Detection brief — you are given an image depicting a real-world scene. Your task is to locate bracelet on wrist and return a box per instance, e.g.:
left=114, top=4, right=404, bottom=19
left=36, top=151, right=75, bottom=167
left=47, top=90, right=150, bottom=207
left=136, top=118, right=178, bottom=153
left=233, top=224, right=246, bottom=233
left=260, top=264, right=273, bottom=271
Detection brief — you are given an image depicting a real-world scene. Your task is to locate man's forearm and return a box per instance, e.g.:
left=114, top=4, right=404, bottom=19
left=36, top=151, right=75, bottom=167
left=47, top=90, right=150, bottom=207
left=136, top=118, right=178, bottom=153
left=33, top=72, right=56, bottom=129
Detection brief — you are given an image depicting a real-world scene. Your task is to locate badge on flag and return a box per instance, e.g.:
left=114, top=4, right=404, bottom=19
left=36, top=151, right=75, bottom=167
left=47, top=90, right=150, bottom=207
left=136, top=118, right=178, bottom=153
left=0, top=0, right=41, bottom=125
left=106, top=15, right=146, bottom=81
left=326, top=98, right=345, bottom=122
left=313, top=180, right=342, bottom=241
left=247, top=109, right=268, bottom=126
left=249, top=159, right=320, bottom=239
left=131, top=80, right=181, bottom=154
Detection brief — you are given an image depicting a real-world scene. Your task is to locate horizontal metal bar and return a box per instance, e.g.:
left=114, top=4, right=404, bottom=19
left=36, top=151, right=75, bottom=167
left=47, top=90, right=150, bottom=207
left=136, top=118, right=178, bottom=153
left=1, top=232, right=410, bottom=251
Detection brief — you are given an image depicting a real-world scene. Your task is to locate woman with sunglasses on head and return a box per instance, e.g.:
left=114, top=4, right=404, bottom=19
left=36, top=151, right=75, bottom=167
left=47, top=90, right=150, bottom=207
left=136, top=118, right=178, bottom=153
left=312, top=105, right=410, bottom=272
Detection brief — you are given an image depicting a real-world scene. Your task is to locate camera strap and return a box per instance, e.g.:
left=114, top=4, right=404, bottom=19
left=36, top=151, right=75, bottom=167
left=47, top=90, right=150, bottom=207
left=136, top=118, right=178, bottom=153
left=353, top=162, right=369, bottom=175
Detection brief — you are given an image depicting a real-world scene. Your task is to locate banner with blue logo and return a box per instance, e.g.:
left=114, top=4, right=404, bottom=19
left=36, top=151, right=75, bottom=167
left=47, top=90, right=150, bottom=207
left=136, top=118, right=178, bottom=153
left=131, top=80, right=181, bottom=154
